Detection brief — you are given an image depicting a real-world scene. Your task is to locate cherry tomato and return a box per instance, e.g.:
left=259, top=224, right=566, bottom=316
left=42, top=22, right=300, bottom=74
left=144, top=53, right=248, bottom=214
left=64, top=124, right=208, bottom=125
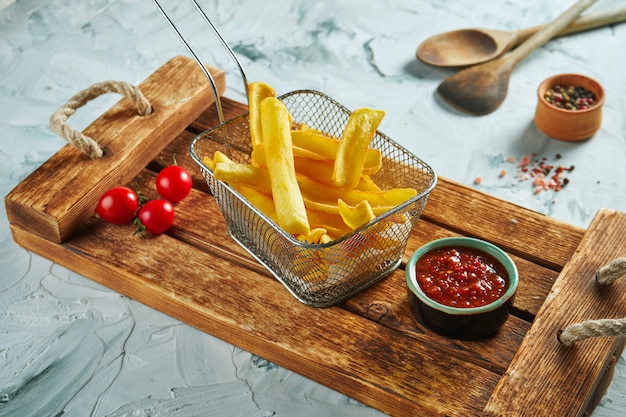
left=95, top=187, right=139, bottom=224
left=156, top=165, right=192, bottom=203
left=136, top=199, right=174, bottom=235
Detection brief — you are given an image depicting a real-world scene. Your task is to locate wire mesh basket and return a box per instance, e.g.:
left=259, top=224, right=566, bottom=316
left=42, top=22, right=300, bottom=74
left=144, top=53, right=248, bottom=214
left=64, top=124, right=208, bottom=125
left=190, top=90, right=436, bottom=307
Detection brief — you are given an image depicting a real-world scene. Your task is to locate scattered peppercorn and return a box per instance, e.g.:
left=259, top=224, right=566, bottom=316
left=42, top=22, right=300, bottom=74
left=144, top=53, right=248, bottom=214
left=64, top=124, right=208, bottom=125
left=544, top=84, right=596, bottom=111
left=476, top=153, right=575, bottom=196
left=499, top=153, right=574, bottom=194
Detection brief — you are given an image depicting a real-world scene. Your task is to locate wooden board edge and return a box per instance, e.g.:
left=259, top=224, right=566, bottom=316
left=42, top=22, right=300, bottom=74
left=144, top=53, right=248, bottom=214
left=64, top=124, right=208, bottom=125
left=5, top=56, right=225, bottom=244
left=583, top=337, right=626, bottom=416
left=483, top=207, right=626, bottom=417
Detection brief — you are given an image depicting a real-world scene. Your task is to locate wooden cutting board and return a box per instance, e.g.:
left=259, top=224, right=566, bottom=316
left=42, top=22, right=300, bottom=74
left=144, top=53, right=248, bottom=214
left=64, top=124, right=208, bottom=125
left=5, top=55, right=626, bottom=417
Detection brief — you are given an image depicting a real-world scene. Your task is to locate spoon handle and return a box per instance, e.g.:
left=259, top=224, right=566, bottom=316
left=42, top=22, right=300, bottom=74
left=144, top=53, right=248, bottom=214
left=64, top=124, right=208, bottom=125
left=507, top=0, right=598, bottom=64
left=514, top=3, right=626, bottom=46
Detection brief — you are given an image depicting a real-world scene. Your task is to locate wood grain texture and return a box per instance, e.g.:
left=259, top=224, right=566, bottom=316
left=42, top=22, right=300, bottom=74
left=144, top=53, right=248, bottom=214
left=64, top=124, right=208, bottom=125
left=139, top=168, right=529, bottom=375
left=423, top=179, right=585, bottom=270
left=6, top=57, right=624, bottom=417
left=10, top=214, right=500, bottom=417
left=484, top=208, right=626, bottom=417
left=5, top=56, right=225, bottom=243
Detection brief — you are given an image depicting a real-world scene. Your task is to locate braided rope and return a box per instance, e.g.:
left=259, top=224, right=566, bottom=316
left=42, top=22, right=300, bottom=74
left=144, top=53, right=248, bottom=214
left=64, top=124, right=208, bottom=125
left=558, top=257, right=626, bottom=347
left=49, top=80, right=152, bottom=159
left=558, top=318, right=626, bottom=347
left=596, top=257, right=626, bottom=285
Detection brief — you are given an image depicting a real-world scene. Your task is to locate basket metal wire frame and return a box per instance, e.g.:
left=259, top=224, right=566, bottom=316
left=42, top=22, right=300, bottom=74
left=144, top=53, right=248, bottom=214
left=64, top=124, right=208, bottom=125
left=153, top=0, right=437, bottom=307
left=152, top=0, right=249, bottom=123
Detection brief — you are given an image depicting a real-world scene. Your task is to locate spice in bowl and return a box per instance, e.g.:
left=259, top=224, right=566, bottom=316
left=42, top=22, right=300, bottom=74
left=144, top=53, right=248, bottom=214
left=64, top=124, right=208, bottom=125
left=534, top=73, right=604, bottom=141
left=543, top=84, right=597, bottom=111
left=405, top=237, right=518, bottom=339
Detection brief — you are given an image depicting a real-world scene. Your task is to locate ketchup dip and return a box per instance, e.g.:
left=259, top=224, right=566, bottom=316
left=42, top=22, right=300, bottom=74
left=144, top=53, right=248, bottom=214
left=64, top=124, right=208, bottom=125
left=415, top=245, right=509, bottom=308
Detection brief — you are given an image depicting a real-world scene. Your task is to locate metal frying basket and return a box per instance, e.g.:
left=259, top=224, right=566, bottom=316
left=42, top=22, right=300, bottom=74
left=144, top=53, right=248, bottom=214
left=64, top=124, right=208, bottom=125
left=154, top=0, right=437, bottom=307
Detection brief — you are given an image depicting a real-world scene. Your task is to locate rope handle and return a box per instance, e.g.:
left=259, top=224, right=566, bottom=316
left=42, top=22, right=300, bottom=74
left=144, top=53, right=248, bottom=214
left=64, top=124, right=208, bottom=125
left=557, top=257, right=626, bottom=346
left=49, top=80, right=152, bottom=159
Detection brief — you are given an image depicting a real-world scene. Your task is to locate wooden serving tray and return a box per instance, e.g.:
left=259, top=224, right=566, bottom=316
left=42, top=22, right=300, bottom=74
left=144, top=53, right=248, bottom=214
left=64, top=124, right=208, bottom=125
left=6, top=56, right=626, bottom=417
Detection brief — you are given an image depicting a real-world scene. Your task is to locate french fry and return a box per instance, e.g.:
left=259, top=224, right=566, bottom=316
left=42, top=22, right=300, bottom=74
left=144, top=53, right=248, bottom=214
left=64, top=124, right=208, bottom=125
left=294, top=157, right=334, bottom=186
left=248, top=82, right=276, bottom=151
left=202, top=156, right=215, bottom=171
left=297, top=176, right=416, bottom=215
left=235, top=185, right=277, bottom=222
left=205, top=84, right=418, bottom=245
left=306, top=208, right=352, bottom=238
left=291, top=130, right=338, bottom=160
left=213, top=159, right=415, bottom=219
left=261, top=97, right=310, bottom=236
left=367, top=187, right=418, bottom=207
left=356, top=175, right=382, bottom=192
left=332, top=108, right=385, bottom=189
left=319, top=234, right=333, bottom=244
left=297, top=227, right=328, bottom=244
left=253, top=148, right=383, bottom=190
left=202, top=150, right=234, bottom=171
left=338, top=198, right=376, bottom=230
left=213, top=150, right=233, bottom=164
left=291, top=130, right=382, bottom=174
left=213, top=161, right=271, bottom=193
left=293, top=122, right=320, bottom=132
left=290, top=252, right=328, bottom=283
left=252, top=143, right=327, bottom=168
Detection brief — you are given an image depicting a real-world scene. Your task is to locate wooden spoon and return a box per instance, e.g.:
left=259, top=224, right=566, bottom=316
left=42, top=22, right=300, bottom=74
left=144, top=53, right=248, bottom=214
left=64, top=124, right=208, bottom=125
left=437, top=0, right=598, bottom=116
left=417, top=4, right=626, bottom=67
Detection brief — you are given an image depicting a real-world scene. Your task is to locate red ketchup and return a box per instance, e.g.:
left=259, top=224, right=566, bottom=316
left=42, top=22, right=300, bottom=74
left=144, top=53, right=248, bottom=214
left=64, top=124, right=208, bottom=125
left=415, top=246, right=509, bottom=308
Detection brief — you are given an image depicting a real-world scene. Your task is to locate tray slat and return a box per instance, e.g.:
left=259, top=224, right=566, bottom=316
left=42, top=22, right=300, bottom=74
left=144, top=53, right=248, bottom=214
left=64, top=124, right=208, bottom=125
left=5, top=56, right=225, bottom=243
left=485, top=208, right=626, bottom=416
left=6, top=56, right=625, bottom=417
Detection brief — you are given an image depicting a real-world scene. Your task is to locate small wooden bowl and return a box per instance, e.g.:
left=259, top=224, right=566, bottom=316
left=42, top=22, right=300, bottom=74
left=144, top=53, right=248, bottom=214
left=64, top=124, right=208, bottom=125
left=534, top=73, right=605, bottom=142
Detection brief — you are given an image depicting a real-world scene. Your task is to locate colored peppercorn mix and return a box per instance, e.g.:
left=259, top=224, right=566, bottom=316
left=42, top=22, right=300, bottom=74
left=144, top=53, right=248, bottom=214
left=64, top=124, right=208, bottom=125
left=544, top=84, right=596, bottom=111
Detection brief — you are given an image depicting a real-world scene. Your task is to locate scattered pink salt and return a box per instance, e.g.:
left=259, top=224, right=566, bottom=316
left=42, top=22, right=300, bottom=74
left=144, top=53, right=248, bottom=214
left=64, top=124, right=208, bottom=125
left=518, top=155, right=531, bottom=168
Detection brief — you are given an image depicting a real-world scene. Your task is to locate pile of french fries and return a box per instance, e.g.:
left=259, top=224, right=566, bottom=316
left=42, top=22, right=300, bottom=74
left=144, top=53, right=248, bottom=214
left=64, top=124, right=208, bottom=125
left=203, top=82, right=418, bottom=244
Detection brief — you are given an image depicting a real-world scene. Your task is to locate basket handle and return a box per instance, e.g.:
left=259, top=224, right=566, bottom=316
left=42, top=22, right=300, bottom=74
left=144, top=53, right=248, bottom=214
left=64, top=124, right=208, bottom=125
left=557, top=257, right=626, bottom=346
left=152, top=0, right=250, bottom=125
left=49, top=80, right=152, bottom=159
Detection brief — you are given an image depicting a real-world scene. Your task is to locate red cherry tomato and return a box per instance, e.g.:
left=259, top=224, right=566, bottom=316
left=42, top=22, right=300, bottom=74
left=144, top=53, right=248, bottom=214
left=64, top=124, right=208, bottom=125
left=136, top=199, right=174, bottom=234
left=156, top=165, right=192, bottom=203
left=95, top=187, right=139, bottom=224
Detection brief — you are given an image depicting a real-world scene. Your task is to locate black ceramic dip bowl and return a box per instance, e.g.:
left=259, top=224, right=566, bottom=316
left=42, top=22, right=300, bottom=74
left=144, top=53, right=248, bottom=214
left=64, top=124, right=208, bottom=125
left=405, top=237, right=518, bottom=339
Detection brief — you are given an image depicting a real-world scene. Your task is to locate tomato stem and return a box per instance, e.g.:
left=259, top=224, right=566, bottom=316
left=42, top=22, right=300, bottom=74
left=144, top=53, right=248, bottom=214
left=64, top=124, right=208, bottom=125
left=134, top=182, right=150, bottom=206
left=133, top=217, right=147, bottom=238
left=158, top=153, right=178, bottom=169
